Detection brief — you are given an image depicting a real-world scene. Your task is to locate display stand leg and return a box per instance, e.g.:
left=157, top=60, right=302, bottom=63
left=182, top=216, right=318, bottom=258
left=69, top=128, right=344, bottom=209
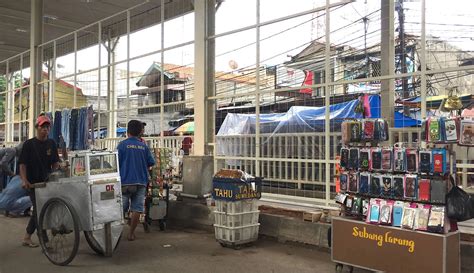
left=104, top=222, right=112, bottom=257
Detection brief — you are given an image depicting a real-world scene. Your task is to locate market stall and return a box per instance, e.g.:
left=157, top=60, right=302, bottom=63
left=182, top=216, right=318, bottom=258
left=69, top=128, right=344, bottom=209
left=331, top=116, right=473, bottom=273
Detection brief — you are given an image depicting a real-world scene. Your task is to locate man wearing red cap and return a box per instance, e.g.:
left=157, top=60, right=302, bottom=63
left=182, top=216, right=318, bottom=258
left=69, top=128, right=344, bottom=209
left=18, top=115, right=60, bottom=248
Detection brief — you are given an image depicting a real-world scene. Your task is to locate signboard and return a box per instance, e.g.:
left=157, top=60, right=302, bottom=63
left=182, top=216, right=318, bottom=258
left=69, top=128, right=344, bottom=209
left=212, top=179, right=262, bottom=201
left=332, top=217, right=460, bottom=273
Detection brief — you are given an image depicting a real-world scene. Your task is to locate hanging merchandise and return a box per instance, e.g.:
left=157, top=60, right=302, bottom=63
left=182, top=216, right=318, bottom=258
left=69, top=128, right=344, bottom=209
left=401, top=203, right=417, bottom=230
left=432, top=149, right=447, bottom=175
left=393, top=147, right=406, bottom=172
left=371, top=148, right=382, bottom=171
left=348, top=148, right=359, bottom=170
left=368, top=199, right=381, bottom=224
left=374, top=119, right=388, bottom=141
left=392, top=175, right=405, bottom=199
left=340, top=172, right=348, bottom=192
left=363, top=119, right=375, bottom=141
left=460, top=119, right=474, bottom=145
left=370, top=174, right=382, bottom=196
left=404, top=174, right=418, bottom=200
left=444, top=118, right=459, bottom=142
left=350, top=121, right=362, bottom=143
left=418, top=178, right=431, bottom=202
left=351, top=197, right=362, bottom=216
left=340, top=147, right=349, bottom=169
left=430, top=178, right=447, bottom=204
left=405, top=149, right=418, bottom=173
left=381, top=175, right=392, bottom=198
left=392, top=201, right=405, bottom=227
left=379, top=200, right=393, bottom=225
left=428, top=117, right=442, bottom=143
left=359, top=172, right=370, bottom=194
left=61, top=109, right=71, bottom=148
left=419, top=150, right=432, bottom=174
left=349, top=172, right=359, bottom=193
left=427, top=206, right=445, bottom=233
left=359, top=148, right=371, bottom=171
left=381, top=148, right=393, bottom=171
left=414, top=205, right=431, bottom=231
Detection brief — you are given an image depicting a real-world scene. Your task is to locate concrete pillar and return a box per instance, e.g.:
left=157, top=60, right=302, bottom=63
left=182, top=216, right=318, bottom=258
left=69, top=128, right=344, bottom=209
left=194, top=0, right=215, bottom=156
left=381, top=0, right=395, bottom=127
left=28, top=0, right=44, bottom=138
left=181, top=0, right=216, bottom=198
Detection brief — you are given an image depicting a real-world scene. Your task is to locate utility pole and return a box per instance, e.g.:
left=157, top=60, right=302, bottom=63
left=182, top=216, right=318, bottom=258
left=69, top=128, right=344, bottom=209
left=397, top=0, right=410, bottom=116
left=363, top=16, right=369, bottom=77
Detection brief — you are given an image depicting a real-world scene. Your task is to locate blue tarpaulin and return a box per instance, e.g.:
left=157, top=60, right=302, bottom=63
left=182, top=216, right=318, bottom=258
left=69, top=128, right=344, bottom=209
left=217, top=95, right=420, bottom=137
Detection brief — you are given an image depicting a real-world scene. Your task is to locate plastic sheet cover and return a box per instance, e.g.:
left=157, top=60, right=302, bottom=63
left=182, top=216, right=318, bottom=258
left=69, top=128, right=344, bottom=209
left=216, top=95, right=420, bottom=159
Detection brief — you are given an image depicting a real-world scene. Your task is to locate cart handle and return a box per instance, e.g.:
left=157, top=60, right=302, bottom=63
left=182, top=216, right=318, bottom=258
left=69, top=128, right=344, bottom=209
left=30, top=182, right=47, bottom=189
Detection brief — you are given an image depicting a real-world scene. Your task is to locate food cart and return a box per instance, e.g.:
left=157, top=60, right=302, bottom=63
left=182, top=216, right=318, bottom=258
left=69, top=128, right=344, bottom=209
left=34, top=151, right=123, bottom=266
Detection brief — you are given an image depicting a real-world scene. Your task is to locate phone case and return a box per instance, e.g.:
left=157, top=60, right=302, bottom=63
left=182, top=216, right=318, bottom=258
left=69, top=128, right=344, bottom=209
left=429, top=118, right=441, bottom=142
left=406, top=149, right=418, bottom=173
left=419, top=150, right=432, bottom=174
left=363, top=120, right=375, bottom=140
left=382, top=148, right=393, bottom=171
left=341, top=121, right=351, bottom=145
left=359, top=172, right=370, bottom=194
left=349, top=172, right=359, bottom=192
left=362, top=199, right=369, bottom=216
left=359, top=148, right=371, bottom=171
left=370, top=203, right=381, bottom=223
left=430, top=179, right=447, bottom=204
left=392, top=175, right=405, bottom=199
left=351, top=197, right=362, bottom=215
left=392, top=203, right=404, bottom=227
left=340, top=147, right=349, bottom=169
left=428, top=206, right=445, bottom=233
left=371, top=148, right=382, bottom=171
left=460, top=120, right=474, bottom=145
left=340, top=172, right=348, bottom=192
left=370, top=174, right=382, bottom=196
left=350, top=121, right=362, bottom=142
left=348, top=148, right=359, bottom=170
left=380, top=204, right=393, bottom=225
left=375, top=119, right=388, bottom=141
left=418, top=179, right=431, bottom=202
left=444, top=118, right=458, bottom=142
left=402, top=206, right=416, bottom=229
left=421, top=120, right=427, bottom=142
left=381, top=175, right=393, bottom=197
left=432, top=149, right=447, bottom=175
left=345, top=196, right=354, bottom=213
left=393, top=147, right=406, bottom=172
left=404, top=174, right=418, bottom=199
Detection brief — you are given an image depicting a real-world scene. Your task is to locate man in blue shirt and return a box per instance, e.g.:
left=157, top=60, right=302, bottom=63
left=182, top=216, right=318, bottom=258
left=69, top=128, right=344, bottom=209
left=117, top=120, right=155, bottom=241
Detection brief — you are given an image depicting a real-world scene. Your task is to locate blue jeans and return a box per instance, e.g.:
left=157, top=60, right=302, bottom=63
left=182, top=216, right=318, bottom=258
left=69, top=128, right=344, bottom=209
left=122, top=185, right=146, bottom=213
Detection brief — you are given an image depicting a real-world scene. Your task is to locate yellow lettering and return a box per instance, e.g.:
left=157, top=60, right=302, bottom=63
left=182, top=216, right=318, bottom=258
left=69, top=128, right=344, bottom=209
left=352, top=227, right=359, bottom=237
left=408, top=240, right=415, bottom=253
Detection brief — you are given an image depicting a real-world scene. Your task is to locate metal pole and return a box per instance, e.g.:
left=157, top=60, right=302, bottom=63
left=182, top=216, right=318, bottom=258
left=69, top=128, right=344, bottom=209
left=324, top=0, right=331, bottom=205
left=98, top=22, right=102, bottom=139
left=255, top=0, right=261, bottom=177
left=126, top=11, right=131, bottom=125
left=52, top=41, right=56, bottom=114
left=74, top=32, right=78, bottom=109
left=420, top=0, right=426, bottom=120
left=160, top=0, right=165, bottom=139
left=381, top=0, right=395, bottom=128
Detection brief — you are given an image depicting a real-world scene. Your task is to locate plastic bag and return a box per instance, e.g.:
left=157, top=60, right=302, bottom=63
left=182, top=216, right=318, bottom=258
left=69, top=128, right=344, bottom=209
left=446, top=177, right=473, bottom=222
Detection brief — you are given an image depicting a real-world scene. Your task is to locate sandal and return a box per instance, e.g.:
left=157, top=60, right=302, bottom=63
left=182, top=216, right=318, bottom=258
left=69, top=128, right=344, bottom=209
left=22, top=241, right=39, bottom=248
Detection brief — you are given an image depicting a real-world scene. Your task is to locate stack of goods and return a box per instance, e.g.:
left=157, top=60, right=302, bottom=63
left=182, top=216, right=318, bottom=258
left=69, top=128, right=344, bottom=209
left=422, top=116, right=474, bottom=146
left=336, top=118, right=453, bottom=234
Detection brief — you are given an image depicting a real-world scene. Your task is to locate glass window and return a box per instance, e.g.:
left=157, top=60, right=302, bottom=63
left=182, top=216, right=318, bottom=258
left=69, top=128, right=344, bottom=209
left=72, top=156, right=86, bottom=177
left=89, top=154, right=118, bottom=176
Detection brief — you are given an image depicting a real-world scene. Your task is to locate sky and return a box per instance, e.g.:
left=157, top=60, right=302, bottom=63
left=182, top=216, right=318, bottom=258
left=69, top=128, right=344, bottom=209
left=29, top=0, right=474, bottom=96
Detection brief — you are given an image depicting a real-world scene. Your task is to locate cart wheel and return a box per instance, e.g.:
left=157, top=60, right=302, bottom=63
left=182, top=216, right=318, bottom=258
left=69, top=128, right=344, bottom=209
left=38, top=198, right=80, bottom=266
left=84, top=231, right=104, bottom=255
left=159, top=220, right=166, bottom=231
